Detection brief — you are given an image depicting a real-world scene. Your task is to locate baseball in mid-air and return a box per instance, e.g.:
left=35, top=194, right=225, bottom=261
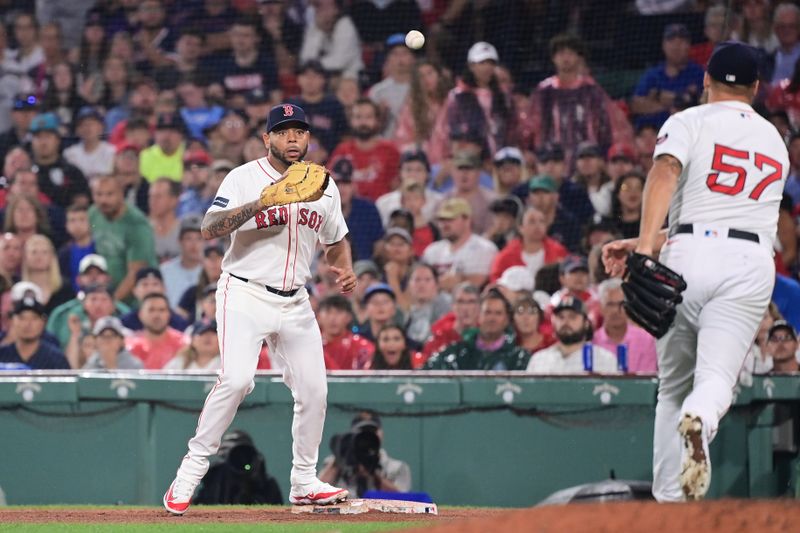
left=405, top=30, right=425, bottom=50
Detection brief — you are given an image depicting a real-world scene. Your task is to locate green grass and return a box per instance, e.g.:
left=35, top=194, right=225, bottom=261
left=0, top=524, right=421, bottom=533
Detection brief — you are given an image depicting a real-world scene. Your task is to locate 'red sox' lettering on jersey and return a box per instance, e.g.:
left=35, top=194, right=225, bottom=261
left=254, top=206, right=325, bottom=231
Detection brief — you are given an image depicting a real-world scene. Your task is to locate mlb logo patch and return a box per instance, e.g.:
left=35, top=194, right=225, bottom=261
left=704, top=230, right=718, bottom=238
left=212, top=196, right=229, bottom=208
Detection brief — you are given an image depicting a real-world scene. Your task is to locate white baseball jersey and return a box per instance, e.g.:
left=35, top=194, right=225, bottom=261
left=654, top=101, right=789, bottom=246
left=421, top=234, right=498, bottom=276
left=208, top=157, right=349, bottom=290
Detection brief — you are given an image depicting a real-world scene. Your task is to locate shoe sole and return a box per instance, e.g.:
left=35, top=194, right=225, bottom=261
left=678, top=414, right=710, bottom=501
left=290, top=489, right=349, bottom=506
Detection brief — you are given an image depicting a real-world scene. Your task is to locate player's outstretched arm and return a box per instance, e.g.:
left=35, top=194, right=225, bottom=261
left=636, top=154, right=682, bottom=256
left=201, top=198, right=264, bottom=240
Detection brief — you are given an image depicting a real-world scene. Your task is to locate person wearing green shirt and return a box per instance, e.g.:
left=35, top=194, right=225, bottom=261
left=88, top=175, right=157, bottom=303
left=46, top=253, right=131, bottom=349
left=139, top=112, right=186, bottom=182
left=424, top=289, right=530, bottom=370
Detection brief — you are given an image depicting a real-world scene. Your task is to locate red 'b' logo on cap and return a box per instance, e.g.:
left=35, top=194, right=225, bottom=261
left=283, top=105, right=294, bottom=117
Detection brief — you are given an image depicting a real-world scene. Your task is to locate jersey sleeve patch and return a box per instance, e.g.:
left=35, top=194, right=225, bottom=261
left=212, top=196, right=229, bottom=208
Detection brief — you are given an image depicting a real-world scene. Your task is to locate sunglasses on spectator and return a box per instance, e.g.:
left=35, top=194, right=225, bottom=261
left=515, top=305, right=539, bottom=315
left=768, top=335, right=795, bottom=343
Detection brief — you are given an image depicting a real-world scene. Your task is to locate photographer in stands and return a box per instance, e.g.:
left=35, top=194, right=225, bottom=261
left=318, top=411, right=411, bottom=498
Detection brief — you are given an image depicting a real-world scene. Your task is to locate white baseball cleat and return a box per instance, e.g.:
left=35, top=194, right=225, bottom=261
left=289, top=479, right=349, bottom=505
left=678, top=413, right=711, bottom=501
left=163, top=476, right=198, bottom=515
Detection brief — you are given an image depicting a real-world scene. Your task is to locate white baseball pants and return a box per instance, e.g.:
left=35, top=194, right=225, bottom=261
left=652, top=229, right=775, bottom=502
left=175, top=272, right=328, bottom=488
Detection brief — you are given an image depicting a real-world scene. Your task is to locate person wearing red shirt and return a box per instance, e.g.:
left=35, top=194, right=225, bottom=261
left=329, top=98, right=400, bottom=201
left=318, top=294, right=374, bottom=370
left=126, top=293, right=187, bottom=369
left=489, top=206, right=568, bottom=283
left=422, top=282, right=480, bottom=361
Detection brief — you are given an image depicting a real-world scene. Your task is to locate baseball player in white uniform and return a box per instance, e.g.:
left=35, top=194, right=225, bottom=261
left=163, top=104, right=357, bottom=514
left=604, top=42, right=789, bottom=501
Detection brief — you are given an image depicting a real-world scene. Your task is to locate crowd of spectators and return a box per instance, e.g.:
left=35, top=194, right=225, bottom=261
left=0, top=0, right=799, bottom=378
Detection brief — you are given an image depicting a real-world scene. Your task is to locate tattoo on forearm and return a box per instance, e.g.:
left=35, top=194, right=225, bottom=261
left=655, top=154, right=683, bottom=174
left=202, top=201, right=260, bottom=239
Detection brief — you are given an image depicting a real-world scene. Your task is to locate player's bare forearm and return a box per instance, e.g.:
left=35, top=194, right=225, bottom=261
left=637, top=154, right=681, bottom=256
left=325, top=238, right=357, bottom=294
left=201, top=199, right=263, bottom=240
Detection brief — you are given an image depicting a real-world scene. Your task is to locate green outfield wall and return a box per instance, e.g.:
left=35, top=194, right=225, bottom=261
left=0, top=372, right=795, bottom=507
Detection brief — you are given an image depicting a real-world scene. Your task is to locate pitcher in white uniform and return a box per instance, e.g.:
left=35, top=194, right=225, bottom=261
left=163, top=104, right=357, bottom=514
left=603, top=42, right=789, bottom=501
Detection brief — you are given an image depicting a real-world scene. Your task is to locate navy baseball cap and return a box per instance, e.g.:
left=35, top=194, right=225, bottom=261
left=75, top=106, right=104, bottom=125
left=363, top=283, right=396, bottom=305
left=135, top=267, right=163, bottom=283
left=266, top=103, right=309, bottom=133
left=13, top=94, right=39, bottom=111
left=707, top=41, right=759, bottom=86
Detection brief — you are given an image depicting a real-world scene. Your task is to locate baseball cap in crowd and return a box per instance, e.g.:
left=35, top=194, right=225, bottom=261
left=768, top=320, right=797, bottom=341
left=183, top=149, right=212, bottom=166
left=363, top=283, right=395, bottom=305
left=452, top=151, right=481, bottom=169
left=437, top=197, right=472, bottom=219
left=12, top=295, right=46, bottom=316
left=156, top=112, right=186, bottom=132
left=560, top=255, right=589, bottom=274
left=75, top=106, right=104, bottom=125
left=331, top=158, right=354, bottom=183
left=553, top=294, right=586, bottom=315
left=135, top=267, right=163, bottom=284
left=400, top=149, right=430, bottom=170
left=212, top=159, right=236, bottom=173
left=497, top=266, right=534, bottom=292
left=385, top=227, right=413, bottom=244
left=385, top=33, right=406, bottom=49
left=537, top=144, right=565, bottom=163
left=179, top=214, right=203, bottom=237
left=467, top=41, right=499, bottom=63
left=354, top=260, right=380, bottom=279
left=266, top=103, right=309, bottom=133
left=489, top=196, right=522, bottom=220
left=351, top=412, right=382, bottom=431
left=576, top=142, right=603, bottom=159
left=29, top=113, right=60, bottom=134
left=529, top=175, right=557, bottom=193
left=663, top=23, right=691, bottom=41
left=92, top=316, right=127, bottom=337
left=79, top=254, right=108, bottom=274
left=296, top=59, right=327, bottom=77
left=204, top=242, right=225, bottom=257
left=191, top=320, right=217, bottom=335
left=607, top=143, right=636, bottom=162
left=10, top=281, right=43, bottom=304
left=116, top=142, right=141, bottom=155
left=13, top=94, right=39, bottom=111
left=494, top=146, right=524, bottom=165
left=707, top=41, right=759, bottom=86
